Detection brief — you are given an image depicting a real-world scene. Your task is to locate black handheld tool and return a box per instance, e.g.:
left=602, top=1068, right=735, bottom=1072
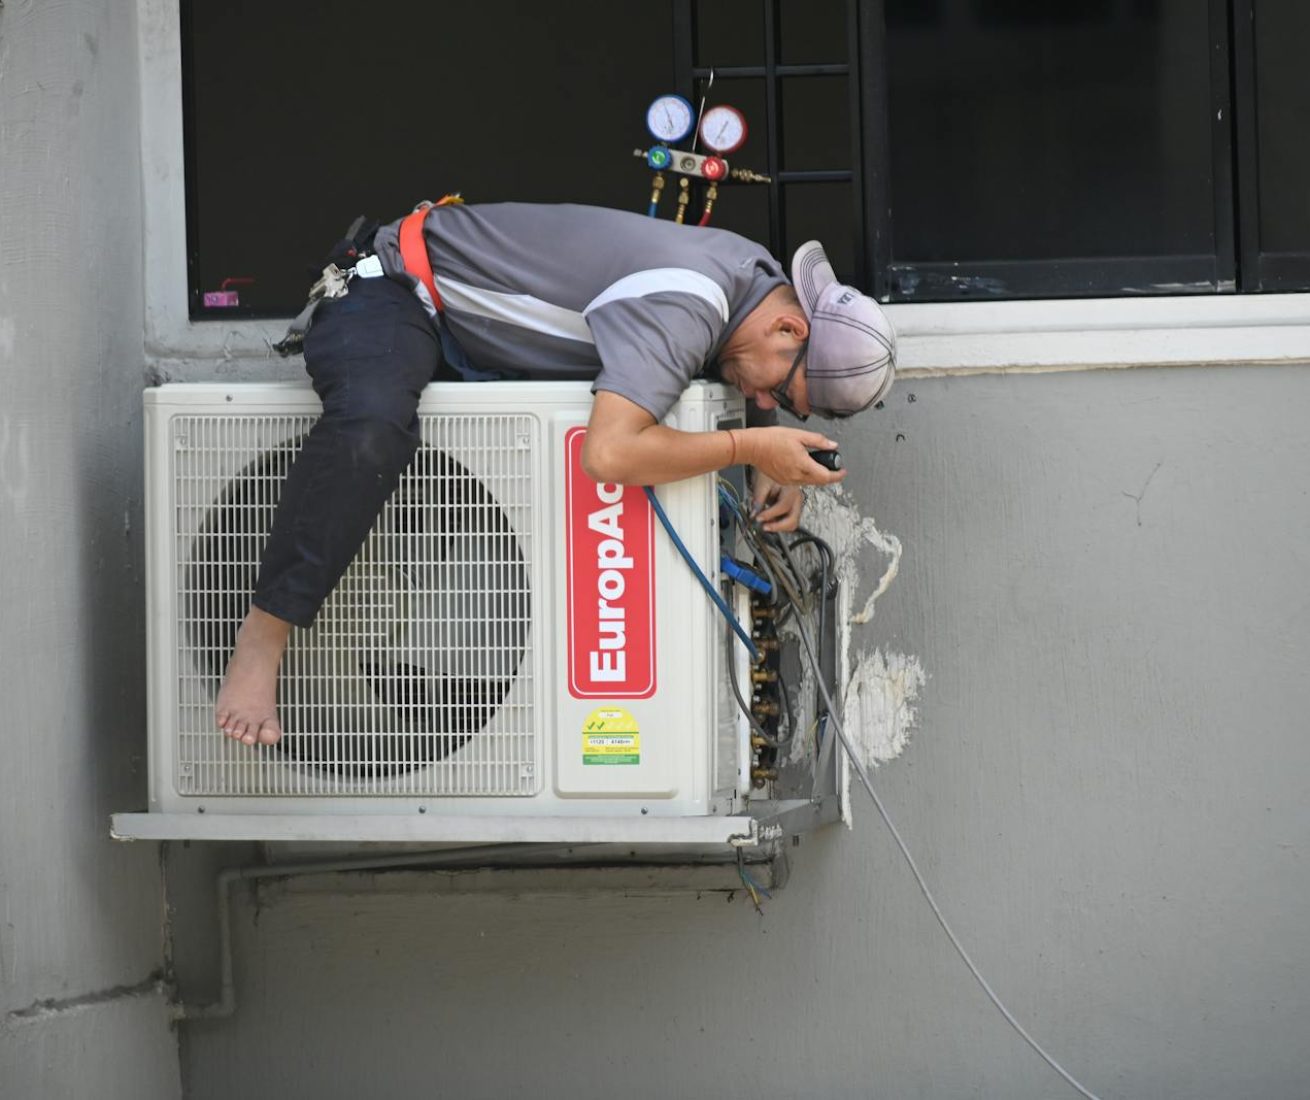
left=808, top=449, right=843, bottom=472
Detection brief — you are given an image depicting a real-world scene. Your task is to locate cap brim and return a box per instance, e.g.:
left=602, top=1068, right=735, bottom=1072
left=790, top=240, right=838, bottom=319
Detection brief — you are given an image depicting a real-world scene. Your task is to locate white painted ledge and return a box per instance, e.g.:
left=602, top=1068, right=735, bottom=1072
left=885, top=295, right=1310, bottom=374
left=111, top=812, right=760, bottom=846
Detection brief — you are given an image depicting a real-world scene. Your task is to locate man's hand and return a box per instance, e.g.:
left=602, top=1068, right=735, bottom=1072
left=740, top=426, right=847, bottom=489
left=580, top=393, right=846, bottom=504
left=751, top=475, right=804, bottom=532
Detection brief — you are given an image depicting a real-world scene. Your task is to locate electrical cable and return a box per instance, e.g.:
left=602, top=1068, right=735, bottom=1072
left=784, top=534, right=833, bottom=726
left=705, top=493, right=1101, bottom=1099
left=751, top=529, right=809, bottom=613
left=720, top=583, right=775, bottom=745
left=790, top=533, right=837, bottom=588
left=716, top=477, right=743, bottom=508
left=775, top=535, right=811, bottom=602
left=717, top=479, right=793, bottom=743
left=736, top=849, right=770, bottom=913
left=770, top=542, right=812, bottom=618
left=645, top=486, right=758, bottom=662
left=785, top=607, right=1104, bottom=1100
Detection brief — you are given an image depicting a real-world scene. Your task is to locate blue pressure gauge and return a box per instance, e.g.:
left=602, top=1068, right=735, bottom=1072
left=646, top=94, right=694, bottom=144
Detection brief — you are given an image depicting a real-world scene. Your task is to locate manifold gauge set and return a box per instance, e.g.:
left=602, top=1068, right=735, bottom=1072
left=635, top=88, right=771, bottom=227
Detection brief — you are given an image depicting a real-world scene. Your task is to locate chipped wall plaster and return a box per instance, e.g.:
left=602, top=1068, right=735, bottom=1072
left=784, top=485, right=926, bottom=776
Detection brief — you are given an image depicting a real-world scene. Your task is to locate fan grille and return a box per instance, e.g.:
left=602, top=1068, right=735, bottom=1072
left=173, top=412, right=538, bottom=797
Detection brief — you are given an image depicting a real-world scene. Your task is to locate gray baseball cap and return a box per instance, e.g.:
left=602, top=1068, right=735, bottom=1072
left=790, top=241, right=896, bottom=418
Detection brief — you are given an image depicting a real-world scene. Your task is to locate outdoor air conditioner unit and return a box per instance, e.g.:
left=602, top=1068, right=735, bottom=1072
left=112, top=382, right=841, bottom=849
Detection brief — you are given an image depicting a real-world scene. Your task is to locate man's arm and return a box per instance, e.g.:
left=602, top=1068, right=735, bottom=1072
left=581, top=391, right=846, bottom=490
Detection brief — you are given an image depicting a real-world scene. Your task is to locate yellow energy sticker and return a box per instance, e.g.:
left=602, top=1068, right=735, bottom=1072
left=582, top=707, right=640, bottom=765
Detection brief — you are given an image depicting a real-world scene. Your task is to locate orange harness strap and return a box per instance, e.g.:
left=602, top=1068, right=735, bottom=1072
left=397, top=195, right=463, bottom=314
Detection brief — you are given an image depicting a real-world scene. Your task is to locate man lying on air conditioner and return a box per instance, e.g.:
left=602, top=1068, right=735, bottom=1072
left=216, top=201, right=896, bottom=747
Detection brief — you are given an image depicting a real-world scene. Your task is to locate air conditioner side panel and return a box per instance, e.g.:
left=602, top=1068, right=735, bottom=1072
left=549, top=413, right=689, bottom=800
left=145, top=396, right=178, bottom=809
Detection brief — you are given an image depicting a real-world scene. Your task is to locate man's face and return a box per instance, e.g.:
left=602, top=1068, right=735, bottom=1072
left=720, top=335, right=811, bottom=418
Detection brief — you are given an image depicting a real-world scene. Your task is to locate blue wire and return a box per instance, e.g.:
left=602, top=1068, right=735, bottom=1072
left=738, top=863, right=773, bottom=899
left=717, top=484, right=744, bottom=522
left=647, top=201, right=659, bottom=217
left=643, top=486, right=759, bottom=663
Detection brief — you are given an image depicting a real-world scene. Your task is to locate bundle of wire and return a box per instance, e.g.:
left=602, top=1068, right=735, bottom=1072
left=709, top=479, right=1104, bottom=1100
left=715, top=479, right=833, bottom=753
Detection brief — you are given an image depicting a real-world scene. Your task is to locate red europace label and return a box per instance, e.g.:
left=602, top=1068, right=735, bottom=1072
left=565, top=427, right=657, bottom=699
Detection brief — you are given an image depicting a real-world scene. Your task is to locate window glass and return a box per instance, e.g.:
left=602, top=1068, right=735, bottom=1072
left=1254, top=0, right=1310, bottom=257
left=704, top=182, right=771, bottom=248
left=778, top=0, right=847, bottom=65
left=185, top=0, right=677, bottom=317
left=784, top=182, right=856, bottom=284
left=184, top=0, right=1301, bottom=314
left=884, top=0, right=1217, bottom=278
left=780, top=76, right=850, bottom=171
left=694, top=0, right=765, bottom=67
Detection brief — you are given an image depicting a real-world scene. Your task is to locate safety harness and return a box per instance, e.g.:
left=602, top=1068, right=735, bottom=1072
left=273, top=195, right=463, bottom=357
left=398, top=194, right=464, bottom=314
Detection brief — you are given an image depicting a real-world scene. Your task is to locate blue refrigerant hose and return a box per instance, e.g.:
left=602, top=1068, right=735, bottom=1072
left=643, top=486, right=759, bottom=663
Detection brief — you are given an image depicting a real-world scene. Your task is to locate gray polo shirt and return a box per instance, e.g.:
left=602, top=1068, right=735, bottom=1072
left=373, top=203, right=788, bottom=421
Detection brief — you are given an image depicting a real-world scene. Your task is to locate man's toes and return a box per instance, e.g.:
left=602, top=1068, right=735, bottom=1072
left=223, top=718, right=247, bottom=741
left=256, top=719, right=282, bottom=746
left=216, top=709, right=231, bottom=730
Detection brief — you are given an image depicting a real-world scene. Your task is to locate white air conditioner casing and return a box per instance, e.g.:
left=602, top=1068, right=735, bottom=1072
left=113, top=381, right=800, bottom=846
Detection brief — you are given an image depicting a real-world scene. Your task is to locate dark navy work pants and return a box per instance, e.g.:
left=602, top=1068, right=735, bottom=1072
left=252, top=275, right=443, bottom=628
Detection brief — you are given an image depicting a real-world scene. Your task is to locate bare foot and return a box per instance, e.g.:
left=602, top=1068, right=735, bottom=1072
left=215, top=607, right=293, bottom=747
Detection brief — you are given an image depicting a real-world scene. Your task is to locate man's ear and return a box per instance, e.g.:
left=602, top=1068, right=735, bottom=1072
left=770, top=310, right=810, bottom=341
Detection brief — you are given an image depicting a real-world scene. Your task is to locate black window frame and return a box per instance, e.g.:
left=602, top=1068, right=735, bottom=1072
left=1230, top=0, right=1310, bottom=292
left=177, top=0, right=1309, bottom=316
left=679, top=0, right=1309, bottom=303
left=675, top=0, right=871, bottom=290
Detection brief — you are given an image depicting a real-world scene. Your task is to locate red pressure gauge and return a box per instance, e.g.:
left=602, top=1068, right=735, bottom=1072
left=698, top=105, right=748, bottom=155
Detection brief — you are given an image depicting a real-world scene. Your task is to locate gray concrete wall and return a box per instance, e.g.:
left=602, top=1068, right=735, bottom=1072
left=5, top=2, right=1305, bottom=1095
left=177, top=364, right=1309, bottom=1099
left=0, top=0, right=180, bottom=1095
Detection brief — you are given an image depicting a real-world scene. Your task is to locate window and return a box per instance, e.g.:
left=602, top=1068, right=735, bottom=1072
left=877, top=0, right=1230, bottom=300
left=182, top=0, right=679, bottom=317
left=179, top=0, right=1310, bottom=320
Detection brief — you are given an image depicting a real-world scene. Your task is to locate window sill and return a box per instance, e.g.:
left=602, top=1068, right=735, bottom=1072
left=885, top=294, right=1310, bottom=374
